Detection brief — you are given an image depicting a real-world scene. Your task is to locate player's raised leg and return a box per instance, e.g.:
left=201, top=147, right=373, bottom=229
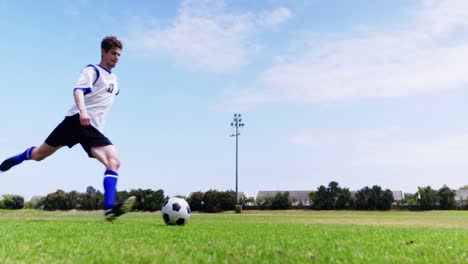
left=0, top=143, right=61, bottom=172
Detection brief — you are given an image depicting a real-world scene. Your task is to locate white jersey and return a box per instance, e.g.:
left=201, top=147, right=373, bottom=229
left=66, top=64, right=119, bottom=133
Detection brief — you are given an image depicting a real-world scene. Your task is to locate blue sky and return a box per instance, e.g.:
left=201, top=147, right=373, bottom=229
left=1, top=0, right=467, bottom=200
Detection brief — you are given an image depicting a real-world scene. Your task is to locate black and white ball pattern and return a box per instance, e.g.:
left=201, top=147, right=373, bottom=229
left=162, top=197, right=191, bottom=225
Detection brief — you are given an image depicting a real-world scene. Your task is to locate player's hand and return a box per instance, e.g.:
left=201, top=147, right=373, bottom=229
left=79, top=111, right=91, bottom=126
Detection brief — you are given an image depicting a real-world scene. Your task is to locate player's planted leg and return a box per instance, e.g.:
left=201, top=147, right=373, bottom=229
left=103, top=170, right=118, bottom=210
left=103, top=169, right=136, bottom=221
left=0, top=147, right=36, bottom=172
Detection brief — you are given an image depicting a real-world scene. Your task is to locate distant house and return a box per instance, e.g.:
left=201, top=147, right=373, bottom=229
left=254, top=189, right=404, bottom=207
left=255, top=191, right=312, bottom=206
left=29, top=195, right=44, bottom=203
left=455, top=189, right=468, bottom=206
left=392, top=191, right=404, bottom=203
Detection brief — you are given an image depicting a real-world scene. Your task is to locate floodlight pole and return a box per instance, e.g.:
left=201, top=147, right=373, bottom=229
left=230, top=113, right=244, bottom=208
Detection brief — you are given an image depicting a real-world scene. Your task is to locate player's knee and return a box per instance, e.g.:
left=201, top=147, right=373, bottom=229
left=107, top=158, right=120, bottom=171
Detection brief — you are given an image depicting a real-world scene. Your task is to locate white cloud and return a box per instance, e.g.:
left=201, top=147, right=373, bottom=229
left=233, top=0, right=468, bottom=108
left=126, top=0, right=291, bottom=71
left=63, top=0, right=88, bottom=17
left=257, top=7, right=292, bottom=29
left=289, top=129, right=468, bottom=169
left=416, top=0, right=468, bottom=36
left=352, top=134, right=468, bottom=169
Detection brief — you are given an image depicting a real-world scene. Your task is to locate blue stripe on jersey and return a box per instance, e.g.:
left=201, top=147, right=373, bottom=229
left=97, top=64, right=112, bottom=74
left=86, top=64, right=100, bottom=85
left=74, top=87, right=92, bottom=95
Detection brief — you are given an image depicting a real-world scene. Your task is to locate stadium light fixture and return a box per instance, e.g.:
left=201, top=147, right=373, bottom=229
left=230, top=113, right=245, bottom=209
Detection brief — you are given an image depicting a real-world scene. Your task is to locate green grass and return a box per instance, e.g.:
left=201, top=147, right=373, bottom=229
left=0, top=210, right=466, bottom=263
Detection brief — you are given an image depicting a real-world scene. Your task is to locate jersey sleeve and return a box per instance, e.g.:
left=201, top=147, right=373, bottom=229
left=74, top=65, right=99, bottom=94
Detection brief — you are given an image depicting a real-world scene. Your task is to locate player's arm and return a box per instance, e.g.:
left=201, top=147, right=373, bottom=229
left=73, top=65, right=97, bottom=126
left=73, top=89, right=91, bottom=126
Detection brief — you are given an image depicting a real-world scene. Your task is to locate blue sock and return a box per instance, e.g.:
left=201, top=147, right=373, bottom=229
left=103, top=170, right=118, bottom=210
left=13, top=147, right=36, bottom=165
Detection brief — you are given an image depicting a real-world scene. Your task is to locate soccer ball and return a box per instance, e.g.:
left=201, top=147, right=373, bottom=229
left=162, top=197, right=191, bottom=225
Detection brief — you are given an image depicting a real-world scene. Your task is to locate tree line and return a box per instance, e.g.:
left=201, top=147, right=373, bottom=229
left=253, top=182, right=395, bottom=210
left=0, top=187, right=166, bottom=211
left=255, top=181, right=464, bottom=211
left=0, top=182, right=465, bottom=211
left=308, top=181, right=395, bottom=210
left=187, top=182, right=465, bottom=211
left=402, top=185, right=462, bottom=210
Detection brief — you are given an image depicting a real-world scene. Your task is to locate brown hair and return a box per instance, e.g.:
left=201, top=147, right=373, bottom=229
left=101, top=36, right=123, bottom=52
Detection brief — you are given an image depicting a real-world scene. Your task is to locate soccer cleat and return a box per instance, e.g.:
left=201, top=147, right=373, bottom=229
left=104, top=196, right=136, bottom=222
left=0, top=157, right=16, bottom=172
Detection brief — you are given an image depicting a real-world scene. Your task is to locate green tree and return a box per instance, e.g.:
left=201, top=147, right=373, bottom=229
left=129, top=189, right=165, bottom=211
left=355, top=187, right=370, bottom=210
left=312, top=185, right=328, bottom=209
left=240, top=195, right=254, bottom=206
left=78, top=186, right=104, bottom=210
left=355, top=185, right=393, bottom=210
left=378, top=189, right=394, bottom=210
left=203, top=190, right=221, bottom=212
left=312, top=182, right=353, bottom=210
left=0, top=195, right=24, bottom=209
left=336, top=188, right=354, bottom=209
left=325, top=181, right=339, bottom=209
left=368, top=185, right=382, bottom=210
left=417, top=186, right=439, bottom=210
left=187, top=191, right=204, bottom=211
left=218, top=190, right=236, bottom=211
left=438, top=185, right=456, bottom=210
left=308, top=191, right=316, bottom=204
left=67, top=191, right=80, bottom=209
left=403, top=193, right=417, bottom=205
left=34, top=197, right=47, bottom=209
left=43, top=190, right=73, bottom=210
left=271, top=192, right=292, bottom=210
left=256, top=195, right=274, bottom=210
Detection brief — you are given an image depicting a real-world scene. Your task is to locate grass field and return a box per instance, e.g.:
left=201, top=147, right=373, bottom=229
left=0, top=210, right=466, bottom=263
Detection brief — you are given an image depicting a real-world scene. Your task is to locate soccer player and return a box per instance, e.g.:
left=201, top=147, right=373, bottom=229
left=0, top=36, right=135, bottom=221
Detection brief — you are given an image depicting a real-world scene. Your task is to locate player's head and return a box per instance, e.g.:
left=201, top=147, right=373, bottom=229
left=100, top=36, right=122, bottom=70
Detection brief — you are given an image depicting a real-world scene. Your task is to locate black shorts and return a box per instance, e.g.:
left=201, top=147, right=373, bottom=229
left=45, top=114, right=113, bottom=158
